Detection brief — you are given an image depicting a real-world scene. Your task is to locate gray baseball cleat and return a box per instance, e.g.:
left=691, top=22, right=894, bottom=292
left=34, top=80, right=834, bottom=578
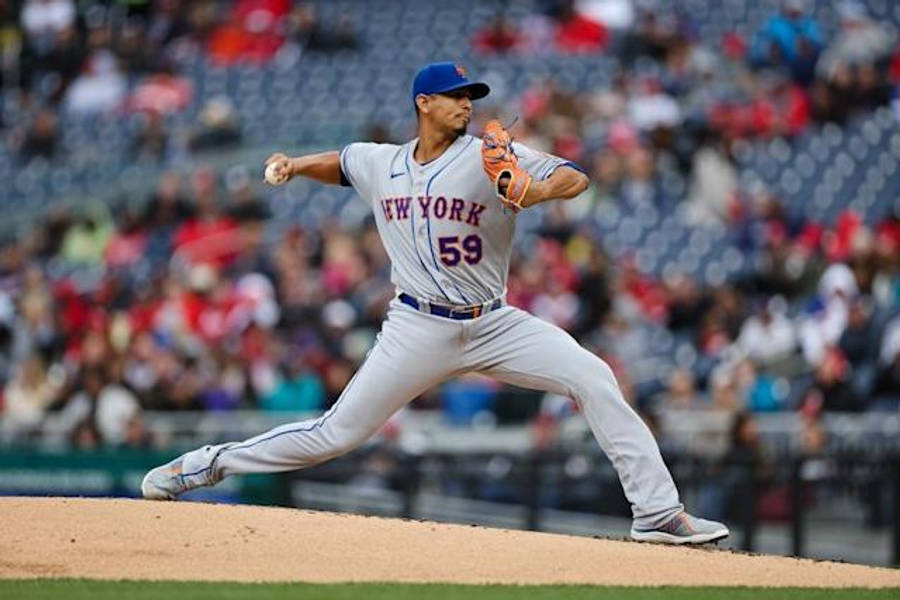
left=630, top=511, right=729, bottom=545
left=141, top=454, right=209, bottom=500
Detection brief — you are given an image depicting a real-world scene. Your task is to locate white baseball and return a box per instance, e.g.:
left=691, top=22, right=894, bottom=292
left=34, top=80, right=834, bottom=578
left=265, top=161, right=288, bottom=185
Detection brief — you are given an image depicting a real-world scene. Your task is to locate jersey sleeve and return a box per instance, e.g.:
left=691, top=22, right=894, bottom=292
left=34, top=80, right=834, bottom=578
left=511, top=142, right=587, bottom=181
left=338, top=142, right=382, bottom=196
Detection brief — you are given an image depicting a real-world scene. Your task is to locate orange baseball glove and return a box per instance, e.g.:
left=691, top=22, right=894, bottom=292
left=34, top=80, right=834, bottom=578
left=481, top=119, right=532, bottom=212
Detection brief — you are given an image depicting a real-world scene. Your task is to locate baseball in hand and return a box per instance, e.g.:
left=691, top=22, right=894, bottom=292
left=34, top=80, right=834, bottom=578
left=264, top=161, right=289, bottom=185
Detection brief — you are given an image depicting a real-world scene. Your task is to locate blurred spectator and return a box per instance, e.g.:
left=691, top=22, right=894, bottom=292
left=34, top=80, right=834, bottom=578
left=750, top=0, right=824, bottom=85
left=28, top=207, right=71, bottom=261
left=838, top=295, right=879, bottom=396
left=19, top=22, right=84, bottom=101
left=146, top=350, right=203, bottom=411
left=0, top=293, right=15, bottom=378
left=225, top=167, right=269, bottom=225
left=736, top=358, right=781, bottom=412
left=576, top=0, right=635, bottom=31
left=287, top=2, right=358, bottom=53
left=800, top=347, right=864, bottom=413
left=188, top=97, right=242, bottom=153
left=18, top=107, right=58, bottom=161
left=709, top=362, right=741, bottom=412
left=798, top=263, right=857, bottom=367
left=322, top=357, right=352, bottom=405
left=848, top=231, right=879, bottom=295
left=440, top=374, right=499, bottom=427
left=664, top=273, right=710, bottom=333
left=622, top=5, right=678, bottom=65
left=531, top=277, right=579, bottom=330
left=686, top=130, right=738, bottom=225
left=811, top=2, right=895, bottom=122
left=726, top=411, right=766, bottom=477
left=144, top=0, right=190, bottom=52
left=516, top=8, right=556, bottom=56
left=872, top=316, right=900, bottom=407
left=172, top=171, right=240, bottom=267
left=736, top=297, right=796, bottom=366
left=554, top=0, right=609, bottom=53
left=699, top=411, right=769, bottom=522
left=2, top=353, right=64, bottom=436
left=573, top=246, right=611, bottom=334
left=20, top=0, right=74, bottom=55
left=63, top=48, right=126, bottom=115
left=70, top=419, right=100, bottom=449
left=708, top=72, right=811, bottom=140
left=0, top=2, right=22, bottom=97
left=881, top=317, right=900, bottom=372
left=59, top=204, right=114, bottom=266
left=144, top=171, right=194, bottom=230
left=656, top=368, right=697, bottom=409
left=616, top=254, right=667, bottom=323
left=752, top=222, right=820, bottom=298
left=16, top=264, right=58, bottom=357
left=817, top=2, right=896, bottom=85
left=627, top=78, right=681, bottom=135
left=115, top=22, right=154, bottom=75
left=872, top=348, right=900, bottom=409
left=131, top=111, right=169, bottom=162
left=128, top=64, right=193, bottom=115
left=799, top=412, right=828, bottom=456
left=259, top=356, right=323, bottom=412
left=57, top=366, right=146, bottom=445
left=198, top=352, right=246, bottom=411
left=105, top=209, right=148, bottom=269
left=472, top=16, right=520, bottom=54
left=696, top=286, right=744, bottom=358
left=207, top=0, right=289, bottom=64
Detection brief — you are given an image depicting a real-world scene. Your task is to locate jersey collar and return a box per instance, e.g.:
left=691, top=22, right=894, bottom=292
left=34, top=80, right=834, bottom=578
left=407, top=134, right=470, bottom=172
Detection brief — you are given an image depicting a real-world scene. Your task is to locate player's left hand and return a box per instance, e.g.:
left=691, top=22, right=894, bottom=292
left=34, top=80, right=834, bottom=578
left=481, top=120, right=533, bottom=213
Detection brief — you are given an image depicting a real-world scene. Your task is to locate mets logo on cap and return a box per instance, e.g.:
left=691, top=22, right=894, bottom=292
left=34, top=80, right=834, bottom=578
left=455, top=63, right=467, bottom=78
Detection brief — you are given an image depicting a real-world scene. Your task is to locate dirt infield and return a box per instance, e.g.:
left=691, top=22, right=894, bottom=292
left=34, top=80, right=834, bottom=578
left=0, top=497, right=897, bottom=587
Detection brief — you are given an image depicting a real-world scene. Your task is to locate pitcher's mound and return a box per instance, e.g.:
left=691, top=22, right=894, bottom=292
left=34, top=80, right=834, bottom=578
left=0, top=497, right=897, bottom=587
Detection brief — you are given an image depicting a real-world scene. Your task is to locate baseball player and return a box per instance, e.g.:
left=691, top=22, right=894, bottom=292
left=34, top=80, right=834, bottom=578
left=143, top=62, right=729, bottom=545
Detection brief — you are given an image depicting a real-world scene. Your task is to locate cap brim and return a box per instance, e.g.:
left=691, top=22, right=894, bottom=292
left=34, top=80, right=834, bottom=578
left=434, top=81, right=490, bottom=100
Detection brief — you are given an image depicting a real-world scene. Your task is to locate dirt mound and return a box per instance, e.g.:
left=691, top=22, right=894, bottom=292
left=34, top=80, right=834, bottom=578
left=0, top=497, right=897, bottom=587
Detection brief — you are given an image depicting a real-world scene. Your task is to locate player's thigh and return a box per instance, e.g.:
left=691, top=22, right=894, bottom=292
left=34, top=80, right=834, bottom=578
left=473, top=308, right=614, bottom=397
left=322, top=302, right=464, bottom=439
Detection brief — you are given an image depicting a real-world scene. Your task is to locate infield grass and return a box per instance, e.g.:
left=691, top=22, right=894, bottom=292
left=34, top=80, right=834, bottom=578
left=2, top=580, right=898, bottom=599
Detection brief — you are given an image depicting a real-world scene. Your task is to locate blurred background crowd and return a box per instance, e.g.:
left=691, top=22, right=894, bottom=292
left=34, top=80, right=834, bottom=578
left=0, top=0, right=897, bottom=463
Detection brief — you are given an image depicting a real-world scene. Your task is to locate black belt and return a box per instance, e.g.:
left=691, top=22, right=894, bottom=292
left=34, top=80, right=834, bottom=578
left=398, top=293, right=503, bottom=320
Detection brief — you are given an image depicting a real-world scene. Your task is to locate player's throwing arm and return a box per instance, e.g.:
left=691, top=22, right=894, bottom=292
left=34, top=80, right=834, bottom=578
left=263, top=151, right=343, bottom=186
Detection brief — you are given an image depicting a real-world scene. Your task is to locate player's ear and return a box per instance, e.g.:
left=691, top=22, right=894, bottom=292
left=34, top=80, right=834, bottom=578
left=415, top=94, right=429, bottom=116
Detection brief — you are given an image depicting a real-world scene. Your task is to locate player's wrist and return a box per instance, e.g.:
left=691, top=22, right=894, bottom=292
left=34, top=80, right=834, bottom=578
left=287, top=157, right=302, bottom=177
left=520, top=179, right=544, bottom=208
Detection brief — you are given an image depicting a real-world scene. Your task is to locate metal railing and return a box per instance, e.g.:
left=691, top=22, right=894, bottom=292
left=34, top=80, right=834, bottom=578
left=284, top=444, right=900, bottom=566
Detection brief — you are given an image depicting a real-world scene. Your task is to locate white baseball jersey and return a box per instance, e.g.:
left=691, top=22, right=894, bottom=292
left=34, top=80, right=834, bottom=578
left=339, top=134, right=573, bottom=305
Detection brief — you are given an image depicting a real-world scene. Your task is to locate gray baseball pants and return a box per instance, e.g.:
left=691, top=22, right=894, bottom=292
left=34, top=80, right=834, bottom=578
left=179, top=298, right=683, bottom=528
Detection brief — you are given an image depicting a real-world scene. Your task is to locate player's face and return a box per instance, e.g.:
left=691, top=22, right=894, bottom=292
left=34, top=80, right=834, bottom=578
left=424, top=89, right=473, bottom=136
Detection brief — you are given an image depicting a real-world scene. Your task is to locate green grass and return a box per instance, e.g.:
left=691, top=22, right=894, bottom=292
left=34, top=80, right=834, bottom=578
left=1, top=580, right=898, bottom=600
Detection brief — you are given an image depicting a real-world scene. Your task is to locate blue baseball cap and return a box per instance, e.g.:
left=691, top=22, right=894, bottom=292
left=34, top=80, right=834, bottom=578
left=411, top=62, right=490, bottom=104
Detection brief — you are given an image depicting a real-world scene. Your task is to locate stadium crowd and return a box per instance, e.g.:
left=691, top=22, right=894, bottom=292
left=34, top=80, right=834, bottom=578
left=0, top=0, right=897, bottom=453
